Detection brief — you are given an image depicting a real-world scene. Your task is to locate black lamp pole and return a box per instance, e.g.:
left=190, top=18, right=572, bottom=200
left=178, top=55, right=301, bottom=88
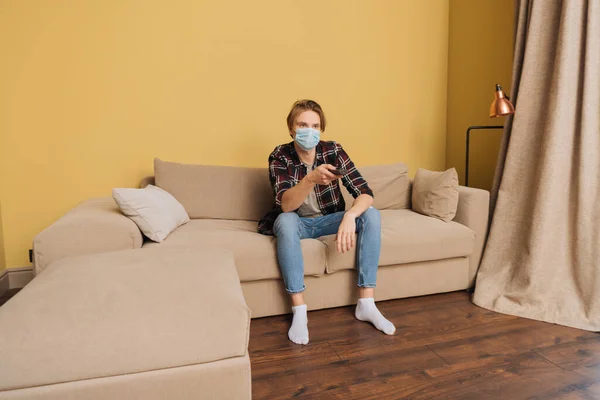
left=465, top=125, right=504, bottom=187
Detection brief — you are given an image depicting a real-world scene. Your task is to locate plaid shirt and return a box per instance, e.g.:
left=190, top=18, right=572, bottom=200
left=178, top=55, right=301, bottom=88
left=258, top=140, right=373, bottom=235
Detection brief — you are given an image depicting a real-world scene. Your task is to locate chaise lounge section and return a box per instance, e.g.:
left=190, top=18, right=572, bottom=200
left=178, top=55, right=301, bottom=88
left=0, top=247, right=251, bottom=400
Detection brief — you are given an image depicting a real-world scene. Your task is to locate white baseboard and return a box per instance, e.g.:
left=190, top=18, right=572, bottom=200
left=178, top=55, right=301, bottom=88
left=9, top=266, right=34, bottom=289
left=0, top=266, right=34, bottom=297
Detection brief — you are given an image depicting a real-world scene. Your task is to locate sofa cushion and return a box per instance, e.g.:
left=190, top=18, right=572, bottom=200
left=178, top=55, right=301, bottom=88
left=412, top=167, right=459, bottom=222
left=320, top=209, right=475, bottom=273
left=342, top=163, right=410, bottom=211
left=154, top=158, right=273, bottom=221
left=0, top=247, right=250, bottom=392
left=143, top=219, right=327, bottom=282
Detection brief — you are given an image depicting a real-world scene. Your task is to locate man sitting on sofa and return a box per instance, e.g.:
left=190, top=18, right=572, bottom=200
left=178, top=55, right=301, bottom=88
left=258, top=99, right=396, bottom=345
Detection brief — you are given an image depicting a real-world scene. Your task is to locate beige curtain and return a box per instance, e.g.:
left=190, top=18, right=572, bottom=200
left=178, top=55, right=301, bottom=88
left=473, top=0, right=600, bottom=331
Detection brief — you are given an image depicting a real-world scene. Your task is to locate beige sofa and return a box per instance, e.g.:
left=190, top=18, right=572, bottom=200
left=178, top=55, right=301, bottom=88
left=33, top=159, right=490, bottom=319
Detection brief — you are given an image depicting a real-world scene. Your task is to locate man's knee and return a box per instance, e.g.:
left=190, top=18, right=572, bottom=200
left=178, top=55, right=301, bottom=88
left=360, top=207, right=381, bottom=227
left=274, top=212, right=301, bottom=237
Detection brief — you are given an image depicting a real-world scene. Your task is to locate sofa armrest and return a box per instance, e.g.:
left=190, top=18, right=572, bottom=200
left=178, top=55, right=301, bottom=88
left=33, top=197, right=143, bottom=276
left=453, top=186, right=490, bottom=287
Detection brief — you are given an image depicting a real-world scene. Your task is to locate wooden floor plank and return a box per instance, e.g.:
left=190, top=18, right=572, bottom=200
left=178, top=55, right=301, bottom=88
left=428, top=319, right=597, bottom=366
left=534, top=336, right=600, bottom=371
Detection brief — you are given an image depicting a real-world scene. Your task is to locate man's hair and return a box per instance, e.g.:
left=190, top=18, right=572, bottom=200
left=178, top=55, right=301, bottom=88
left=286, top=99, right=327, bottom=133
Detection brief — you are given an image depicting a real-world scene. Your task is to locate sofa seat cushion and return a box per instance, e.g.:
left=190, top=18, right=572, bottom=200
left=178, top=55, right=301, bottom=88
left=321, top=209, right=476, bottom=274
left=143, top=219, right=327, bottom=282
left=0, top=247, right=250, bottom=392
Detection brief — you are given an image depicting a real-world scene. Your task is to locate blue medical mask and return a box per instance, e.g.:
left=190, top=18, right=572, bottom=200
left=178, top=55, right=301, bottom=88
left=294, top=128, right=321, bottom=151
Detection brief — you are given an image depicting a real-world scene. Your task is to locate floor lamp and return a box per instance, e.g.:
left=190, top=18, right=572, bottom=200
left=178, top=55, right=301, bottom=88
left=465, top=84, right=515, bottom=187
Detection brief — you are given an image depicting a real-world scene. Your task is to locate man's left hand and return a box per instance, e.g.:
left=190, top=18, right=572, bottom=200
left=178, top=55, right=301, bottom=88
left=336, top=212, right=357, bottom=254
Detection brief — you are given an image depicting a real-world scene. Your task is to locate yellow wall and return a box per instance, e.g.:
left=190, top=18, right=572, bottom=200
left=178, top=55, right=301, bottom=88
left=0, top=1, right=450, bottom=269
left=446, top=0, right=515, bottom=189
left=0, top=201, right=5, bottom=273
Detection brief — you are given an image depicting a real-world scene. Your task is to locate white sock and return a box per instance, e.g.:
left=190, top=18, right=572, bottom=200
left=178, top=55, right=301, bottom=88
left=355, top=297, right=396, bottom=335
left=288, top=304, right=309, bottom=345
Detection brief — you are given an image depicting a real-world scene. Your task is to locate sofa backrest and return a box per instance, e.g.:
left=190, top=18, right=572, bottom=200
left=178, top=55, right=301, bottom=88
left=154, top=158, right=273, bottom=221
left=153, top=158, right=411, bottom=221
left=342, top=163, right=411, bottom=210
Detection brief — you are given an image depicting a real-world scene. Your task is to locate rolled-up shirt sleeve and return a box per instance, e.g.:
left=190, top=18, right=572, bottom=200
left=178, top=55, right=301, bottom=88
left=268, top=155, right=293, bottom=208
left=334, top=142, right=374, bottom=199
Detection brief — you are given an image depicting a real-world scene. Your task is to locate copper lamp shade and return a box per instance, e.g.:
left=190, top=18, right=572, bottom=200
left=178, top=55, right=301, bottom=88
left=465, top=84, right=515, bottom=186
left=490, top=84, right=515, bottom=117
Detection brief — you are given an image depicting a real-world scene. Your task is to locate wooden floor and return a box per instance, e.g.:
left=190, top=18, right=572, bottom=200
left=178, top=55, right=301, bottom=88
left=0, top=289, right=20, bottom=308
left=249, top=291, right=600, bottom=400
left=2, top=289, right=598, bottom=399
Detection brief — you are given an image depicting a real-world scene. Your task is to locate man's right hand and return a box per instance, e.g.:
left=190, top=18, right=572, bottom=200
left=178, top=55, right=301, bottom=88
left=281, top=164, right=340, bottom=212
left=307, top=164, right=340, bottom=186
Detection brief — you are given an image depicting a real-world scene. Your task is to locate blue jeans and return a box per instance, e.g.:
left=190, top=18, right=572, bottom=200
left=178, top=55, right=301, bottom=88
left=273, top=207, right=381, bottom=294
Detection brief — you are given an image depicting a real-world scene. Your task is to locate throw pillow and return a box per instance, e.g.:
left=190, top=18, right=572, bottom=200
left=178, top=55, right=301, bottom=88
left=112, top=184, right=190, bottom=242
left=412, top=168, right=459, bottom=222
